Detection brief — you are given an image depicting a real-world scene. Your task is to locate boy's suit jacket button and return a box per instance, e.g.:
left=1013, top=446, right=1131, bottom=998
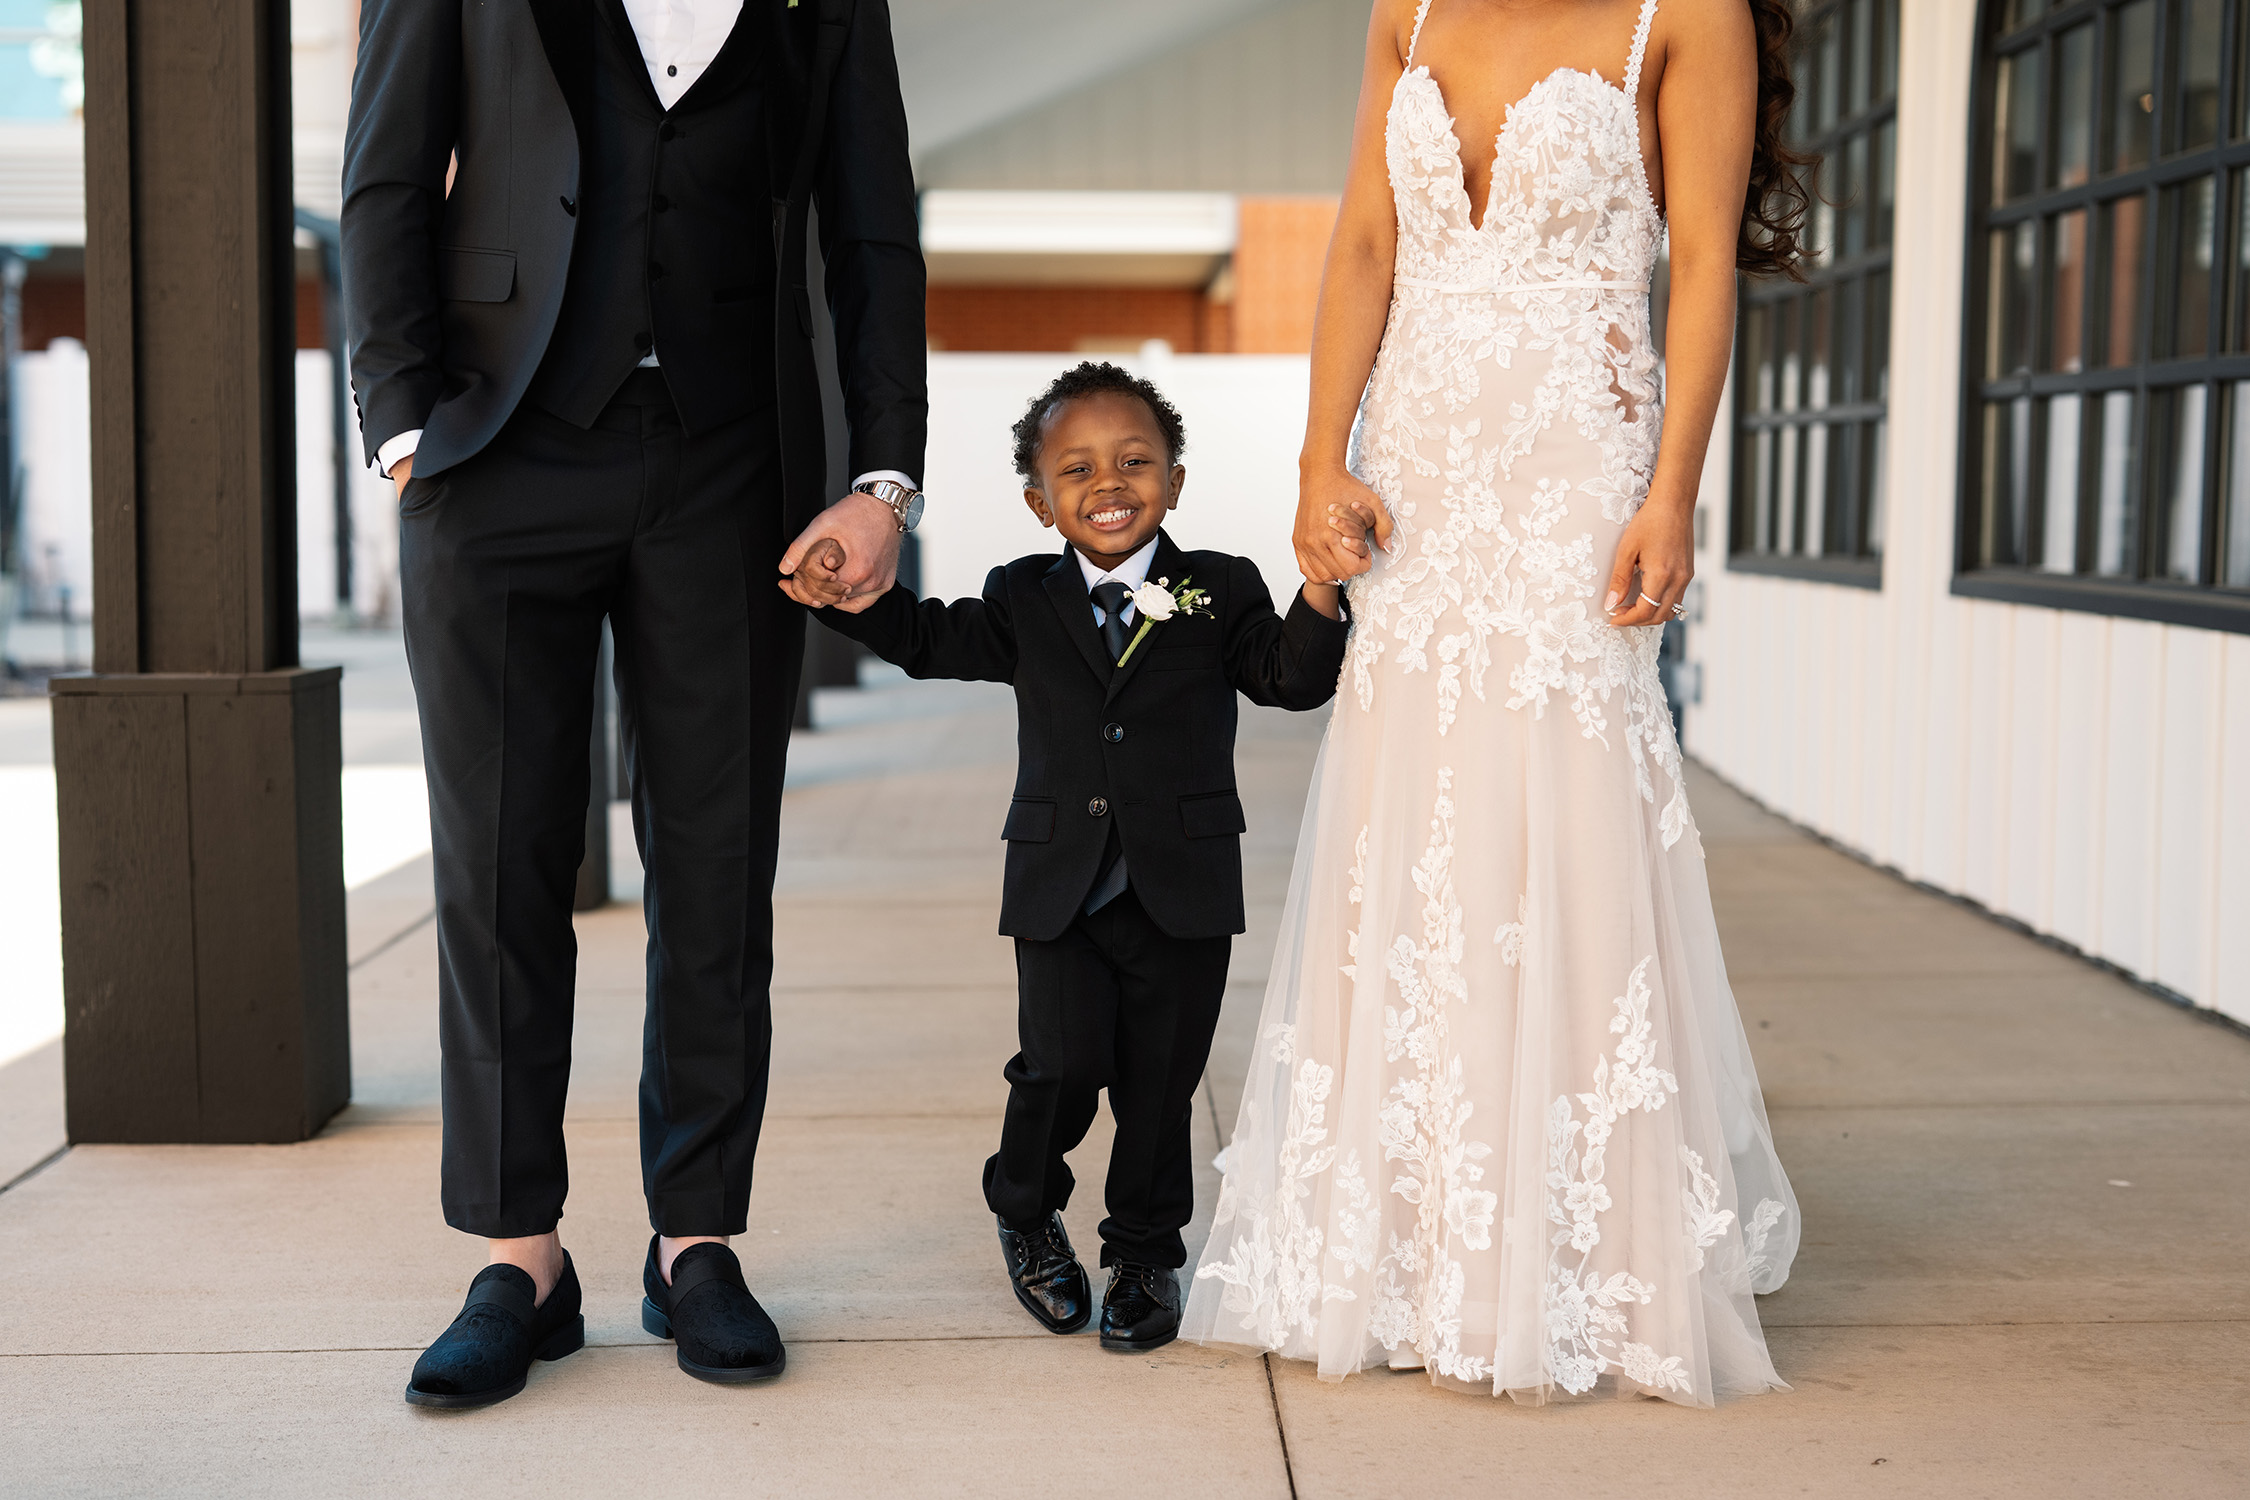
left=1088, top=796, right=1109, bottom=817
left=1103, top=723, right=1125, bottom=743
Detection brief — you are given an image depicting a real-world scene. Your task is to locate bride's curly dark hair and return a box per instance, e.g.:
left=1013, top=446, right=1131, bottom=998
left=1739, top=0, right=1817, bottom=280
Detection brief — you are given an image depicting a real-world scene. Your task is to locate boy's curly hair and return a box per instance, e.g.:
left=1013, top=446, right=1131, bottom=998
left=1009, top=361, right=1187, bottom=485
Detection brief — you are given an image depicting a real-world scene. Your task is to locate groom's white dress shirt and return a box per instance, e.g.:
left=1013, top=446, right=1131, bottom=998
left=377, top=0, right=914, bottom=494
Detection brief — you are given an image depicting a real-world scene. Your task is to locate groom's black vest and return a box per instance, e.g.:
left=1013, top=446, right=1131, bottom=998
left=526, top=1, right=778, bottom=433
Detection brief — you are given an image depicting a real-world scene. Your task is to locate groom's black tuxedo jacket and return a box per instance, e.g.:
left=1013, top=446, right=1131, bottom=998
left=822, top=532, right=1349, bottom=942
left=342, top=0, right=924, bottom=534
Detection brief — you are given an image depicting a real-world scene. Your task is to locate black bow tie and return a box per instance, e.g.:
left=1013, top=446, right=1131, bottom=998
left=1090, top=580, right=1132, bottom=663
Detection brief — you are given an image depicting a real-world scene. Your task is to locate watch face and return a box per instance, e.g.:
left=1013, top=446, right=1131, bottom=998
left=901, top=491, right=925, bottom=531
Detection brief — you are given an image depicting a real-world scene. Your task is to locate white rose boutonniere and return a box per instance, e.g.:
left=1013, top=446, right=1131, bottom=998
left=1115, top=576, right=1210, bottom=666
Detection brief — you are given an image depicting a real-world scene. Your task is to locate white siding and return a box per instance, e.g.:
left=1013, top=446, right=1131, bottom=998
left=1683, top=0, right=2248, bottom=1024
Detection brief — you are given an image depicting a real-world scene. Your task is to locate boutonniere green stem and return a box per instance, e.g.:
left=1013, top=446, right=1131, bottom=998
left=1115, top=576, right=1211, bottom=667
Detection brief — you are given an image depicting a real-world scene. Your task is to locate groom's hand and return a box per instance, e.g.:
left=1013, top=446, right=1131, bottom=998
left=780, top=492, right=901, bottom=613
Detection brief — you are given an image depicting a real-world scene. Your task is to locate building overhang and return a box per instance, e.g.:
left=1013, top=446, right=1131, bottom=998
left=918, top=191, right=1236, bottom=289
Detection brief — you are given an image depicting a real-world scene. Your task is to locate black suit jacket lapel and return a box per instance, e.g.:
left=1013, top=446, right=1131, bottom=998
left=1043, top=550, right=1116, bottom=685
left=1104, top=532, right=1190, bottom=706
left=672, top=1, right=766, bottom=113
left=591, top=0, right=666, bottom=110
left=526, top=0, right=597, bottom=136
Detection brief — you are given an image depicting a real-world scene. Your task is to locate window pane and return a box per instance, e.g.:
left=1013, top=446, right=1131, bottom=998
left=2099, top=193, right=2149, bottom=366
left=2004, top=0, right=2048, bottom=33
left=2233, top=167, right=2250, bottom=351
left=2175, top=0, right=2224, bottom=154
left=2226, top=384, right=2250, bottom=586
left=2160, top=175, right=2218, bottom=359
left=2041, top=393, right=2084, bottom=572
left=1848, top=0, right=1873, bottom=117
left=1865, top=416, right=1887, bottom=556
left=1778, top=425, right=1801, bottom=552
left=1988, top=221, right=2039, bottom=378
left=1746, top=304, right=1772, bottom=410
left=2048, top=208, right=2089, bottom=372
left=1780, top=299, right=1802, bottom=411
left=1866, top=268, right=1891, bottom=400
left=1838, top=277, right=1864, bottom=405
left=2149, top=386, right=2210, bottom=582
left=1872, top=118, right=1896, bottom=247
left=2052, top=22, right=2095, bottom=188
left=1753, top=428, right=1776, bottom=552
left=1981, top=398, right=2036, bottom=567
left=2106, top=0, right=2156, bottom=174
left=1843, top=133, right=1869, bottom=257
left=1805, top=422, right=1831, bottom=555
left=1820, top=13, right=1844, bottom=133
left=2094, top=389, right=2140, bottom=576
left=1876, top=0, right=1898, bottom=101
left=1809, top=288, right=1833, bottom=409
left=1994, top=49, right=2042, bottom=201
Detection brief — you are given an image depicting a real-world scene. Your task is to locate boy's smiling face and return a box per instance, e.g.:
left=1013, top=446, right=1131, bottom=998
left=1022, top=390, right=1185, bottom=570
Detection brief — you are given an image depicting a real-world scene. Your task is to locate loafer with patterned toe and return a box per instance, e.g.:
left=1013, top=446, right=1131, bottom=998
left=642, top=1237, right=786, bottom=1384
left=404, top=1253, right=585, bottom=1409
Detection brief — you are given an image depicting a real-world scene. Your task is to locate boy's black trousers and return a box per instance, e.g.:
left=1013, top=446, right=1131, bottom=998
left=400, top=370, right=802, bottom=1240
left=982, top=888, right=1231, bottom=1268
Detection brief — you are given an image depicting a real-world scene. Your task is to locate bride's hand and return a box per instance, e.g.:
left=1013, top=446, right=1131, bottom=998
left=1297, top=464, right=1393, bottom=583
left=1604, top=489, right=1694, bottom=628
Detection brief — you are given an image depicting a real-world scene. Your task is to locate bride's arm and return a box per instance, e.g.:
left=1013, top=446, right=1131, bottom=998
left=1604, top=0, right=1759, bottom=629
left=1293, top=0, right=1416, bottom=586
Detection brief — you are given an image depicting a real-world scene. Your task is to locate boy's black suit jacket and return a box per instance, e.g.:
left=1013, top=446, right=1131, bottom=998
left=821, top=532, right=1349, bottom=942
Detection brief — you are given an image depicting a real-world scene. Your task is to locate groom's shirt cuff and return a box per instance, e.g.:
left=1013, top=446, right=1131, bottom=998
left=851, top=469, right=918, bottom=494
left=375, top=429, right=422, bottom=478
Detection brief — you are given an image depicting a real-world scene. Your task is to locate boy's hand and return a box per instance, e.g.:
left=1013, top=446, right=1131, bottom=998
left=780, top=537, right=851, bottom=608
left=780, top=491, right=901, bottom=612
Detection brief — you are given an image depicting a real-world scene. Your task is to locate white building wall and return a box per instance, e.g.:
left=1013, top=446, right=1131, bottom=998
left=918, top=349, right=1309, bottom=608
left=1683, top=0, right=2250, bottom=1025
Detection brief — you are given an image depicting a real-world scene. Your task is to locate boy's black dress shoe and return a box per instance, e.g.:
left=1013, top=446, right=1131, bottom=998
left=997, top=1213, right=1092, bottom=1334
left=404, top=1253, right=585, bottom=1409
left=1100, top=1261, right=1181, bottom=1353
left=641, top=1236, right=786, bottom=1383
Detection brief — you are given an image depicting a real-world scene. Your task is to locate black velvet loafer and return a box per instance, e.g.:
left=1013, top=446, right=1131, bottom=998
left=641, top=1237, right=786, bottom=1384
left=404, top=1253, right=585, bottom=1409
left=997, top=1213, right=1092, bottom=1334
left=1099, top=1261, right=1181, bottom=1353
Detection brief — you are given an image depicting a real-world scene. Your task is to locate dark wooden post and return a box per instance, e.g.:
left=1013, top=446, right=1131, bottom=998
left=52, top=0, right=349, bottom=1143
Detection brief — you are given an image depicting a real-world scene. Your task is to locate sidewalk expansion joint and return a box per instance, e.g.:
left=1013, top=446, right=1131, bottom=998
left=350, top=907, right=436, bottom=972
left=0, top=1144, right=67, bottom=1198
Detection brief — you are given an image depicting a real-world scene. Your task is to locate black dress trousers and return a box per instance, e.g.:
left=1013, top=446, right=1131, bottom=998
left=401, top=370, right=802, bottom=1239
left=983, top=888, right=1231, bottom=1269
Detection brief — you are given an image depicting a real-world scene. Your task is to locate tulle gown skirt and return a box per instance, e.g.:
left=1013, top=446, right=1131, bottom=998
left=1180, top=365, right=1800, bottom=1408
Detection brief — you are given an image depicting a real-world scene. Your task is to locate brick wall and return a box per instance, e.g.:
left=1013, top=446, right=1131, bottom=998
left=923, top=195, right=1339, bottom=356
left=1231, top=196, right=1338, bottom=354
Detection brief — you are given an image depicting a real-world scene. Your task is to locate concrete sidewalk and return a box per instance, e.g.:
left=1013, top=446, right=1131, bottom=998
left=2, top=676, right=2245, bottom=1497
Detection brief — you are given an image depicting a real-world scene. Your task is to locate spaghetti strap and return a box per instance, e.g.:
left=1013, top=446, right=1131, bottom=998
left=1406, top=0, right=1435, bottom=69
left=1623, top=0, right=1659, bottom=100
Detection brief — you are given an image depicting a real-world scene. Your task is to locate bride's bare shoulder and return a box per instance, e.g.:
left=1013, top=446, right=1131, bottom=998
left=1369, top=0, right=1425, bottom=68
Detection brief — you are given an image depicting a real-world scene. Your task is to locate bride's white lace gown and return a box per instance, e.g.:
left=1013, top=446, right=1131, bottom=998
left=1183, top=0, right=1798, bottom=1406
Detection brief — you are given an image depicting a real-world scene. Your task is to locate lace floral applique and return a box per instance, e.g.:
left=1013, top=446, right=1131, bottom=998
left=1542, top=956, right=1691, bottom=1396
left=1360, top=770, right=1498, bottom=1380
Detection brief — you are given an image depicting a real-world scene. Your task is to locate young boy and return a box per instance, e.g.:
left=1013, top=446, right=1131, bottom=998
left=814, top=362, right=1347, bottom=1352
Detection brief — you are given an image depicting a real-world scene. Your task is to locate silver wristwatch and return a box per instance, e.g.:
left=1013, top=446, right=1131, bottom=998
left=853, top=478, right=925, bottom=533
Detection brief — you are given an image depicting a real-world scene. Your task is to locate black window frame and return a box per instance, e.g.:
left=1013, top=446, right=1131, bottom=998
left=1956, top=0, right=2250, bottom=634
left=1729, top=0, right=1900, bottom=591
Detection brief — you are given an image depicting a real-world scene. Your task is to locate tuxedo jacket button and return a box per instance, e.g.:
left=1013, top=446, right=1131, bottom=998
left=1103, top=723, right=1124, bottom=743
left=1088, top=796, right=1109, bottom=817
left=559, top=195, right=577, bottom=216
